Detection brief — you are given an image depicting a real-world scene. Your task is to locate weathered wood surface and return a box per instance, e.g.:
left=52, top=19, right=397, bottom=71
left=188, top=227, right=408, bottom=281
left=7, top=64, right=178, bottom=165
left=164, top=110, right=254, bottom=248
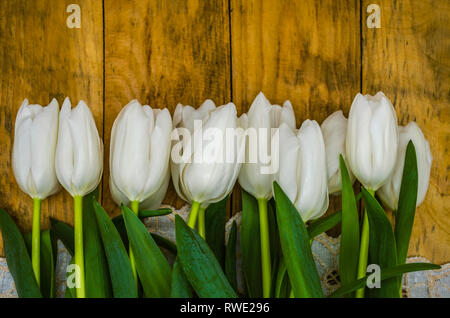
left=362, top=0, right=450, bottom=264
left=0, top=0, right=448, bottom=264
left=0, top=0, right=103, bottom=254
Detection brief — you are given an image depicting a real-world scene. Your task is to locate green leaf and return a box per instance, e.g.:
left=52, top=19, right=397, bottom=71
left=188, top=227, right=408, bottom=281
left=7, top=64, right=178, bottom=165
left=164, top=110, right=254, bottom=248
left=273, top=181, right=323, bottom=298
left=175, top=214, right=237, bottom=298
left=308, top=211, right=342, bottom=240
left=171, top=258, right=193, bottom=298
left=112, top=214, right=177, bottom=255
left=83, top=192, right=112, bottom=298
left=50, top=218, right=74, bottom=256
left=395, top=141, right=419, bottom=265
left=339, top=155, right=360, bottom=289
left=0, top=209, right=41, bottom=297
left=93, top=200, right=137, bottom=298
left=151, top=233, right=177, bottom=255
left=139, top=208, right=172, bottom=218
left=361, top=187, right=398, bottom=298
left=205, top=196, right=228, bottom=267
left=122, top=205, right=172, bottom=297
left=268, top=198, right=280, bottom=273
left=329, top=262, right=440, bottom=298
left=40, top=230, right=55, bottom=298
left=225, top=221, right=237, bottom=291
left=274, top=257, right=291, bottom=298
left=240, top=189, right=262, bottom=297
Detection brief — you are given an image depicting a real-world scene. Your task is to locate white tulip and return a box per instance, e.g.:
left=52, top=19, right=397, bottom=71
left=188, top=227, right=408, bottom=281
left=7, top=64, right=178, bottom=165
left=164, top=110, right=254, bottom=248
left=238, top=92, right=295, bottom=200
left=276, top=120, right=329, bottom=222
left=55, top=97, right=103, bottom=197
left=12, top=98, right=60, bottom=199
left=171, top=100, right=246, bottom=207
left=109, top=100, right=172, bottom=206
left=377, top=122, right=432, bottom=210
left=346, top=92, right=399, bottom=191
left=321, top=110, right=354, bottom=194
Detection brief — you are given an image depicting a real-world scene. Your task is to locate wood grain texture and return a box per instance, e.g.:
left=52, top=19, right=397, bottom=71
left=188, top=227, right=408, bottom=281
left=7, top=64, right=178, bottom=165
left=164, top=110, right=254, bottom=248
left=103, top=0, right=231, bottom=217
left=0, top=0, right=103, bottom=255
left=362, top=0, right=450, bottom=264
left=230, top=0, right=361, bottom=220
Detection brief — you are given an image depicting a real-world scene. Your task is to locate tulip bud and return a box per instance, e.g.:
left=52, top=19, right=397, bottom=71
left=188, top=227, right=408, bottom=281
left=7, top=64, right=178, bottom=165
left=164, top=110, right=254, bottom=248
left=321, top=110, right=354, bottom=194
left=377, top=122, right=432, bottom=210
left=171, top=100, right=246, bottom=207
left=276, top=120, right=329, bottom=222
left=346, top=92, right=399, bottom=191
left=12, top=98, right=60, bottom=199
left=238, top=92, right=295, bottom=200
left=55, top=97, right=103, bottom=197
left=109, top=100, right=172, bottom=206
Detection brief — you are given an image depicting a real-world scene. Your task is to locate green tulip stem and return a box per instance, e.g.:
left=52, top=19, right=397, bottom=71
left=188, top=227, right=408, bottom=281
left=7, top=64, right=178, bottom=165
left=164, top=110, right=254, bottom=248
left=187, top=201, right=201, bottom=229
left=356, top=188, right=375, bottom=298
left=198, top=207, right=206, bottom=239
left=73, top=195, right=85, bottom=298
left=258, top=198, right=271, bottom=298
left=129, top=200, right=140, bottom=288
left=31, top=198, right=41, bottom=287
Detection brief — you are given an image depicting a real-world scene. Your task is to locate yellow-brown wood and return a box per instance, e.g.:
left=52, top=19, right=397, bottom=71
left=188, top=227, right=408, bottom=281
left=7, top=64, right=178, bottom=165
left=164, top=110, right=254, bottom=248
left=362, top=0, right=450, bottom=264
left=103, top=0, right=231, bottom=217
left=0, top=0, right=103, bottom=255
left=230, top=0, right=361, bottom=223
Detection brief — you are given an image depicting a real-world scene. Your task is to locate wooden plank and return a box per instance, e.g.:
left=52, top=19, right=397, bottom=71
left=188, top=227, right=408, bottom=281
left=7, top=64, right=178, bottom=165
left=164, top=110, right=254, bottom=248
left=0, top=0, right=104, bottom=256
left=362, top=0, right=450, bottom=263
left=103, top=0, right=231, bottom=217
left=230, top=0, right=361, bottom=222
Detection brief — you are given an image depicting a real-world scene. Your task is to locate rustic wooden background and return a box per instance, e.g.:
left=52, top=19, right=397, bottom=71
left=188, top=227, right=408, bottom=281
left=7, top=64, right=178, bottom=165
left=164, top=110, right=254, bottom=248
left=0, top=0, right=448, bottom=264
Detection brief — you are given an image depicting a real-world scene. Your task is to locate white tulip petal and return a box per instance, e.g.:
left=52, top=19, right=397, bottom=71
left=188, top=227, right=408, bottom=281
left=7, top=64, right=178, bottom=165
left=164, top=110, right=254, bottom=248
left=321, top=110, right=354, bottom=194
left=55, top=98, right=102, bottom=197
left=29, top=99, right=60, bottom=198
left=295, top=120, right=329, bottom=221
left=142, top=108, right=172, bottom=201
left=276, top=123, right=300, bottom=204
left=378, top=122, right=432, bottom=210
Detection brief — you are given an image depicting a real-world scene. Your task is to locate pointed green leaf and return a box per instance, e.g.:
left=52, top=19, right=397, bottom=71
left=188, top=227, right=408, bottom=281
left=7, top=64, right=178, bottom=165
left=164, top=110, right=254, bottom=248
left=112, top=214, right=177, bottom=255
left=139, top=208, right=172, bottom=218
left=175, top=214, right=237, bottom=298
left=273, top=181, right=323, bottom=298
left=122, top=205, right=171, bottom=297
left=240, top=189, right=262, bottom=297
left=50, top=218, right=74, bottom=256
left=225, top=221, right=237, bottom=291
left=93, top=200, right=137, bottom=298
left=339, top=155, right=360, bottom=289
left=205, top=196, right=228, bottom=267
left=395, top=141, right=419, bottom=265
left=40, top=230, right=55, bottom=298
left=171, top=258, right=193, bottom=298
left=151, top=233, right=177, bottom=255
left=308, top=211, right=342, bottom=240
left=268, top=198, right=280, bottom=273
left=0, top=209, right=41, bottom=298
left=274, top=257, right=291, bottom=298
left=362, top=187, right=398, bottom=298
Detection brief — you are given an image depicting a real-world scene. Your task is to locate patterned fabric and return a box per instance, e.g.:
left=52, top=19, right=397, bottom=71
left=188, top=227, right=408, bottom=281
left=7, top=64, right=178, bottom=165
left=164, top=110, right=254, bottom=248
left=1, top=206, right=448, bottom=298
